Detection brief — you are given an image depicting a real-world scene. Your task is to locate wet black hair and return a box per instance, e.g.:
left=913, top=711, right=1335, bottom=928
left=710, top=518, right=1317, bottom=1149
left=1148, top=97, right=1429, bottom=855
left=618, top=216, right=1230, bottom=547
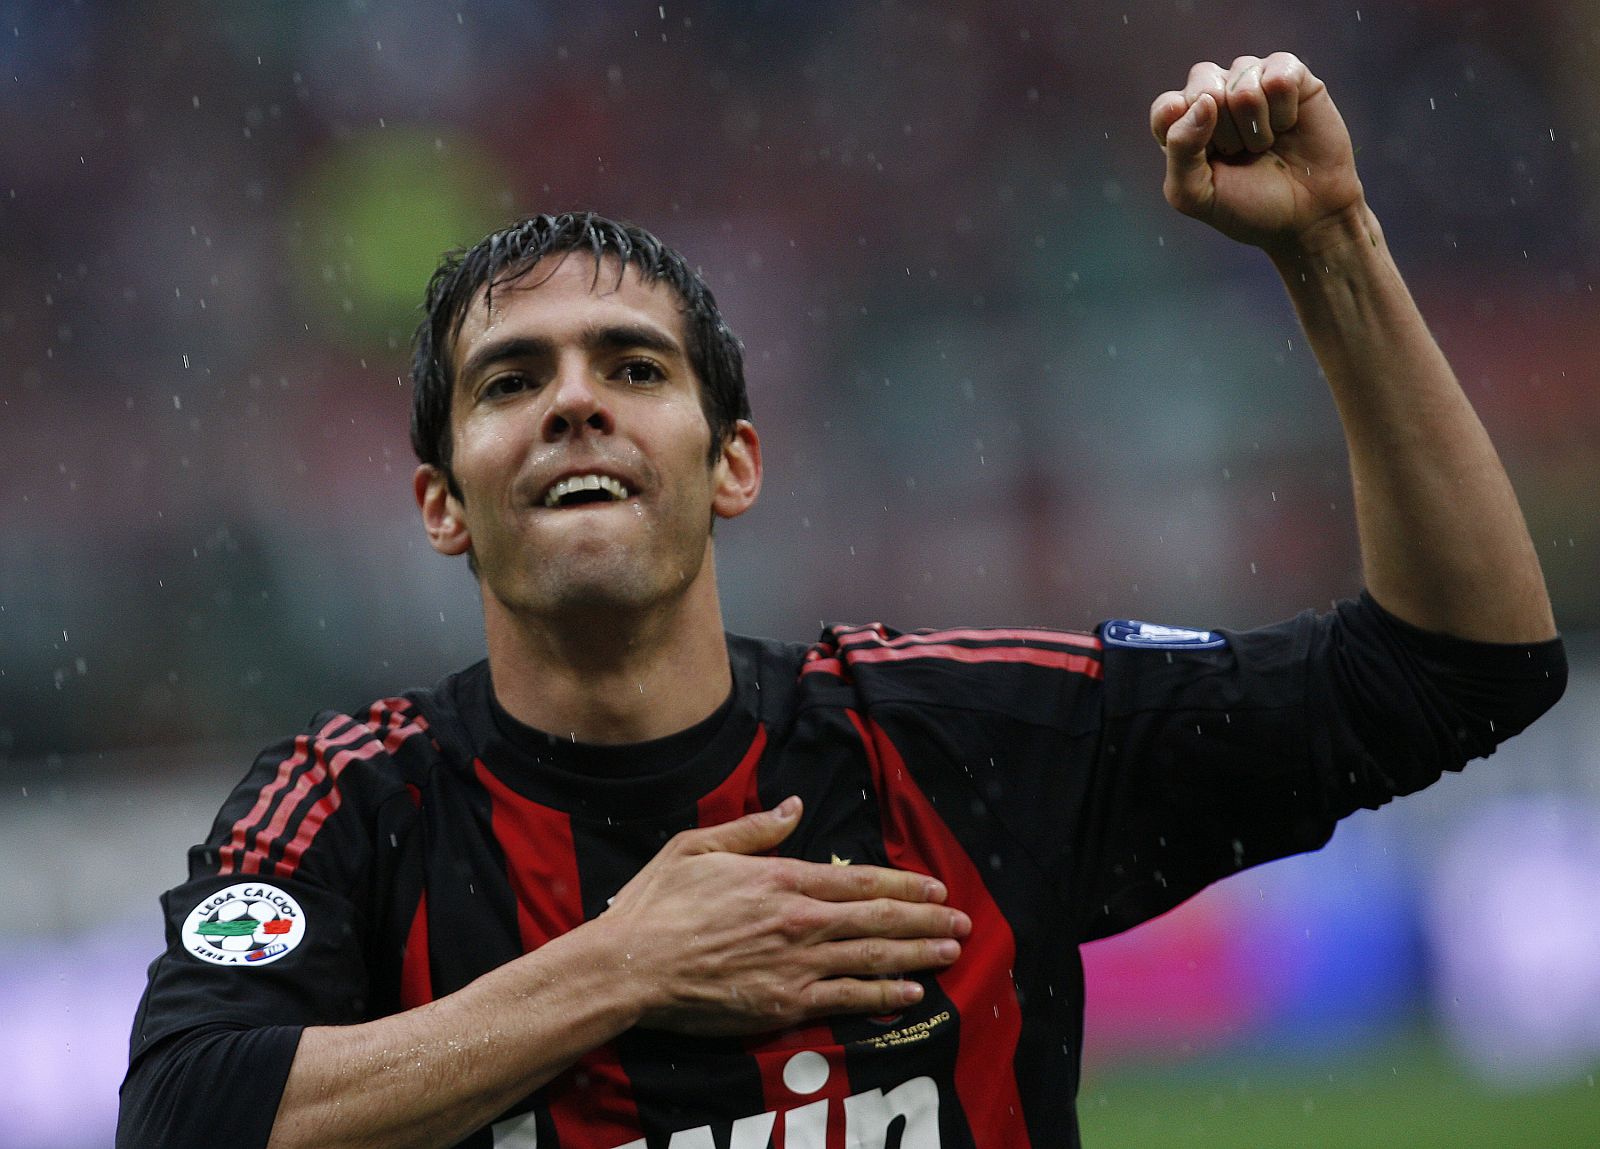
left=410, top=212, right=749, bottom=484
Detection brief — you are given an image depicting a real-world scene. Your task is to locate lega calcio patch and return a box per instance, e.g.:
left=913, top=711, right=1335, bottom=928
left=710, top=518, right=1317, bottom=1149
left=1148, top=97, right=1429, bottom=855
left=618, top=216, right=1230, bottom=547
left=1102, top=619, right=1228, bottom=651
left=182, top=882, right=306, bottom=967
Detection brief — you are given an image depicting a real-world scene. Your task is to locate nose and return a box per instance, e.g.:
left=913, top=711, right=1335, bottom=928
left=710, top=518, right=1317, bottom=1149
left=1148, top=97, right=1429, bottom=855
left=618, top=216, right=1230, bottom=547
left=541, top=358, right=615, bottom=441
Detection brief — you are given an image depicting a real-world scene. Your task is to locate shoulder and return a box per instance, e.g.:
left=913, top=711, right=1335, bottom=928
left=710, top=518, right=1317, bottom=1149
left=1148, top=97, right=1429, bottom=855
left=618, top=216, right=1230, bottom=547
left=202, top=664, right=486, bottom=879
left=809, top=622, right=1102, bottom=680
left=323, top=659, right=492, bottom=780
left=772, top=622, right=1105, bottom=729
left=271, top=674, right=461, bottom=787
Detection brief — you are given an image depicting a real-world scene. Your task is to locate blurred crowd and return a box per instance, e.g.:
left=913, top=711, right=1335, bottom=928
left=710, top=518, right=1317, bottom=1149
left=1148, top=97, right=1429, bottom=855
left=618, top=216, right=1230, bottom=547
left=3, top=0, right=1596, bottom=761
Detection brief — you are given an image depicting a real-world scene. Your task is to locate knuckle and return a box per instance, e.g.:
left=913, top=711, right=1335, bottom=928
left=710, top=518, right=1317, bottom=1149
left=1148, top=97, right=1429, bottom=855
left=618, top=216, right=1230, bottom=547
left=779, top=905, right=821, bottom=940
left=798, top=981, right=839, bottom=1017
left=763, top=857, right=800, bottom=892
left=765, top=985, right=799, bottom=1017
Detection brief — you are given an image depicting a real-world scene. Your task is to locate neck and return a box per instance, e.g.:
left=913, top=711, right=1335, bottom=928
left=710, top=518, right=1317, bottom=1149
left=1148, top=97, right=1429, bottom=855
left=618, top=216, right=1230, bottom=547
left=480, top=547, right=733, bottom=745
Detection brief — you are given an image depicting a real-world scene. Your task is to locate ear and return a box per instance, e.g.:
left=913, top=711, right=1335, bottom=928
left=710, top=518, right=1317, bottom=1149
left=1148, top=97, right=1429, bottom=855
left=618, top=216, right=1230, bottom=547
left=414, top=464, right=473, bottom=556
left=711, top=420, right=763, bottom=520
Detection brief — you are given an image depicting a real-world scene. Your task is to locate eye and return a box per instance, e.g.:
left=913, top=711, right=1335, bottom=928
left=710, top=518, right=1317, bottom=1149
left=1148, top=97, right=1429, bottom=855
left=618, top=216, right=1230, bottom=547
left=617, top=359, right=665, bottom=386
left=482, top=372, right=531, bottom=400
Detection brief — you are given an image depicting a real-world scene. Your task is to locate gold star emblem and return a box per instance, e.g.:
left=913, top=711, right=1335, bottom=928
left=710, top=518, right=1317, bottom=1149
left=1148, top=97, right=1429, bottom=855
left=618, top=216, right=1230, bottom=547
left=830, top=853, right=852, bottom=866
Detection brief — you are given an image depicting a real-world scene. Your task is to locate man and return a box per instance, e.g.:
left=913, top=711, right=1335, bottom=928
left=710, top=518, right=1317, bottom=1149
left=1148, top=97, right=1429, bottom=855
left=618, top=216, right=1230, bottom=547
left=119, top=53, right=1565, bottom=1149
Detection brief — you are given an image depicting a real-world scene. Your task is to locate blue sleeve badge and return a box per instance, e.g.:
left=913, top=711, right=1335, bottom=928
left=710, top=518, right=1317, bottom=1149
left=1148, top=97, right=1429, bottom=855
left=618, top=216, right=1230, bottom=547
left=1101, top=619, right=1228, bottom=651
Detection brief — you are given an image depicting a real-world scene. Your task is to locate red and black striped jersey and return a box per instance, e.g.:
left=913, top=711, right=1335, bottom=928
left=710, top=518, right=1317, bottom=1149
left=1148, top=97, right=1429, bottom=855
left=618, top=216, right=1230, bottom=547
left=118, top=593, right=1566, bottom=1149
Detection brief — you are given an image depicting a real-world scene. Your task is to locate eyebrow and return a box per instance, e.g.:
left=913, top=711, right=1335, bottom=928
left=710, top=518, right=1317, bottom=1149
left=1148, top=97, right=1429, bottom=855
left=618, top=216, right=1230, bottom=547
left=457, top=323, right=684, bottom=385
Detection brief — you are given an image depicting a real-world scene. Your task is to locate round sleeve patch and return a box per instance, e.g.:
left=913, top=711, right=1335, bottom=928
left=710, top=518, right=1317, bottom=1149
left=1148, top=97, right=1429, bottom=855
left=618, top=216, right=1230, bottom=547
left=182, top=882, right=307, bottom=966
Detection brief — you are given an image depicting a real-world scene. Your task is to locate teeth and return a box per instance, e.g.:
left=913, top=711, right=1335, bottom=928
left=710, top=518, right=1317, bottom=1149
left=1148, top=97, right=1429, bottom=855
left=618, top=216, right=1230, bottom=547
left=543, top=474, right=632, bottom=507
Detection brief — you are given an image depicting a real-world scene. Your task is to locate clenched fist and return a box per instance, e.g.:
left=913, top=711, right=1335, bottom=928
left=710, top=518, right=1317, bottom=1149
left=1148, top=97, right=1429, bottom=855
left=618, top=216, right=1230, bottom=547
left=1151, top=52, right=1366, bottom=256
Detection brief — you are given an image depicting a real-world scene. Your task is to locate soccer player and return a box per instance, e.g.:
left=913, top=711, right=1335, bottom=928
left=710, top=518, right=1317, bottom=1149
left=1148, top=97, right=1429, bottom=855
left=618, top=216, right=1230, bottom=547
left=118, top=53, right=1565, bottom=1149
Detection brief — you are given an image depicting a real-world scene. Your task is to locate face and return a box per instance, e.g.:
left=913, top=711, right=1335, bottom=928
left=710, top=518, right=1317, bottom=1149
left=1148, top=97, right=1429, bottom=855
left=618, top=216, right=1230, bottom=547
left=414, top=252, right=761, bottom=622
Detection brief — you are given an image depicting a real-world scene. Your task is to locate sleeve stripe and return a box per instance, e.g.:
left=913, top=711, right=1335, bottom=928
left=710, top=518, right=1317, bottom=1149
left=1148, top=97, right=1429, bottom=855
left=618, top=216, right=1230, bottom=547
left=217, top=714, right=356, bottom=874
left=838, top=625, right=1102, bottom=653
left=272, top=701, right=432, bottom=879
left=261, top=740, right=384, bottom=877
left=237, top=736, right=378, bottom=877
left=842, top=642, right=1104, bottom=678
left=374, top=696, right=431, bottom=750
left=222, top=700, right=429, bottom=878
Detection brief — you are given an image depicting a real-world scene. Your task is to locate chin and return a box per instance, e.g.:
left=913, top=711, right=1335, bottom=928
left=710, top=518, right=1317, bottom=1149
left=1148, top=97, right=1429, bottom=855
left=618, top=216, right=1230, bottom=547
left=500, top=558, right=693, bottom=619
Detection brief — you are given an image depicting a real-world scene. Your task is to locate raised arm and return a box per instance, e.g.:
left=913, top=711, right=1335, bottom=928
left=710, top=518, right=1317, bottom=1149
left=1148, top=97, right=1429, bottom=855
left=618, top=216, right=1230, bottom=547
left=1150, top=52, right=1556, bottom=644
left=265, top=799, right=966, bottom=1149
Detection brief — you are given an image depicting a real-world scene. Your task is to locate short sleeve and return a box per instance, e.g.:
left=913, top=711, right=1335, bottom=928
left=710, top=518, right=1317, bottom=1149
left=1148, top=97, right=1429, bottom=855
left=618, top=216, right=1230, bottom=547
left=119, top=703, right=422, bottom=1149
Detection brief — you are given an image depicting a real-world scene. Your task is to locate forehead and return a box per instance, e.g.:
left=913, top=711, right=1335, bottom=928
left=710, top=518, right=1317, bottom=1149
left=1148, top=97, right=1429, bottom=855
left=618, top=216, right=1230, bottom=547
left=451, top=252, right=689, bottom=379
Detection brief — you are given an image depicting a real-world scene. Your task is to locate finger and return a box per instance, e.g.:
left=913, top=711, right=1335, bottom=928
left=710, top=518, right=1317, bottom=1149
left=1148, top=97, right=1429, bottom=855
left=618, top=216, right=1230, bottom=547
left=1260, top=51, right=1307, bottom=133
left=819, top=899, right=971, bottom=942
left=797, top=975, right=926, bottom=1018
left=784, top=859, right=948, bottom=905
left=1184, top=61, right=1239, bottom=155
left=681, top=797, right=802, bottom=856
left=1162, top=92, right=1217, bottom=217
left=1149, top=90, right=1189, bottom=147
left=1224, top=57, right=1273, bottom=153
left=815, top=935, right=962, bottom=979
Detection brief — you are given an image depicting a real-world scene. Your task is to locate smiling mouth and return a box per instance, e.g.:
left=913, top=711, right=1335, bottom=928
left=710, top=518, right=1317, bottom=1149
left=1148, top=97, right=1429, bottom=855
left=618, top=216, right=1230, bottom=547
left=542, top=474, right=634, bottom=508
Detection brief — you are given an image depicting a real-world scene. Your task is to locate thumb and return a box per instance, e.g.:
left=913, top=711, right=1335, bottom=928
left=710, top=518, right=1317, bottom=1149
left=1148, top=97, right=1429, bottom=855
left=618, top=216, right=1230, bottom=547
left=687, top=796, right=803, bottom=856
left=1163, top=93, right=1217, bottom=216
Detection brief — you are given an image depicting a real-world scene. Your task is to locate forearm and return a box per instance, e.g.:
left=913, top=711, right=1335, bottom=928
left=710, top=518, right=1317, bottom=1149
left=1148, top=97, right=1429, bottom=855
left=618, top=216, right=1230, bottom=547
left=1271, top=203, right=1556, bottom=643
left=268, top=918, right=642, bottom=1149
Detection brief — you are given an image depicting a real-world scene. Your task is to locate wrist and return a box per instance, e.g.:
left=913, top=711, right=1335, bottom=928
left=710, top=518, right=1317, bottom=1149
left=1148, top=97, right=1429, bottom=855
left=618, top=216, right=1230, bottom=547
left=1267, top=200, right=1382, bottom=270
left=555, top=912, right=657, bottom=1029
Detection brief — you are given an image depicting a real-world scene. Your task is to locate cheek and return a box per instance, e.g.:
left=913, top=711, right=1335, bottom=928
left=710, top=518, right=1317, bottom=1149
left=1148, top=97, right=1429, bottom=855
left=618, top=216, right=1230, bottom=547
left=452, top=421, right=520, bottom=484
